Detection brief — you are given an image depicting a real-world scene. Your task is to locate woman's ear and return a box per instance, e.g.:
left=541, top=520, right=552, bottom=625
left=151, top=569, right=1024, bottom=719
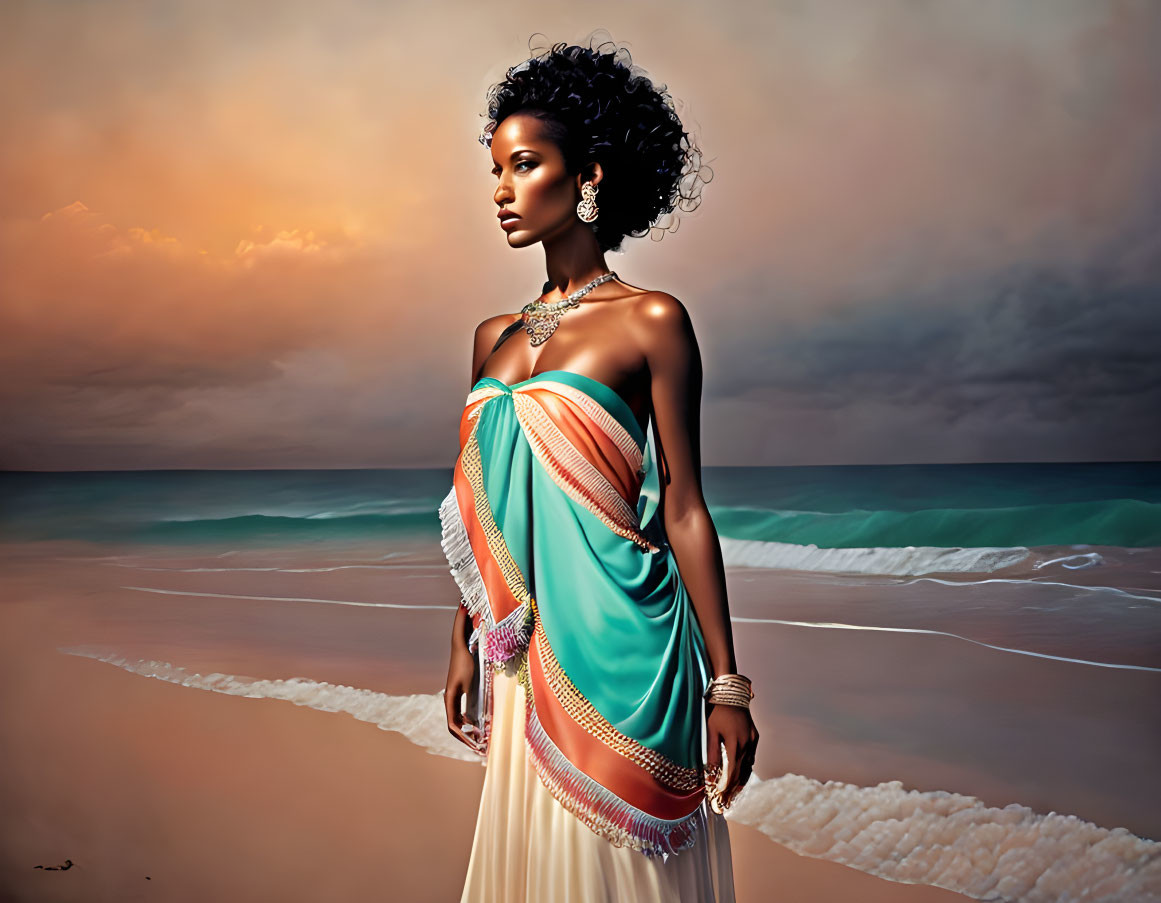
left=578, top=161, right=604, bottom=189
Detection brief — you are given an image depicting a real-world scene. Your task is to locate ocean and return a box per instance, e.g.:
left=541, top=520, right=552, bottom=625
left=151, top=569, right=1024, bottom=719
left=1, top=462, right=1158, bottom=901
left=4, top=462, right=1159, bottom=552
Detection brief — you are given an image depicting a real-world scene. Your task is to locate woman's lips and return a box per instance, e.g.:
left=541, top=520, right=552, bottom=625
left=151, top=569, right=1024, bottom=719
left=500, top=216, right=521, bottom=230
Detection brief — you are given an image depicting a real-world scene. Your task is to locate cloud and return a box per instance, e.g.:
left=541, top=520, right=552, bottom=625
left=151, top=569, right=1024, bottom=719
left=1, top=0, right=1159, bottom=466
left=0, top=201, right=440, bottom=468
left=0, top=201, right=368, bottom=391
left=699, top=256, right=1161, bottom=463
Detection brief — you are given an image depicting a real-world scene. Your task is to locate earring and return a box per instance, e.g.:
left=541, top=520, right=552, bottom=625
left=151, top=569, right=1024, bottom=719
left=576, top=181, right=599, bottom=223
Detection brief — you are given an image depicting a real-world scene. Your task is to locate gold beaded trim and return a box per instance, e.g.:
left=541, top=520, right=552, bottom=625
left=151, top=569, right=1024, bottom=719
left=460, top=424, right=532, bottom=609
left=529, top=595, right=702, bottom=793
left=513, top=394, right=660, bottom=554
left=513, top=392, right=639, bottom=519
left=516, top=645, right=532, bottom=696
left=518, top=380, right=644, bottom=469
left=522, top=698, right=702, bottom=858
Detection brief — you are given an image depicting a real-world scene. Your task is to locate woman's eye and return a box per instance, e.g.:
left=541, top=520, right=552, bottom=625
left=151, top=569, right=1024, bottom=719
left=492, top=161, right=535, bottom=177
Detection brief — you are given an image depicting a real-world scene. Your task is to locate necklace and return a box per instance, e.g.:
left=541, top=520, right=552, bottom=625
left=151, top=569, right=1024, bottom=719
left=520, top=271, right=618, bottom=346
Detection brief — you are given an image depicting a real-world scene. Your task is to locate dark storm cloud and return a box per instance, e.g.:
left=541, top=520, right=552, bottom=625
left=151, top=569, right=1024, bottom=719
left=2, top=0, right=1159, bottom=466
left=702, top=256, right=1161, bottom=458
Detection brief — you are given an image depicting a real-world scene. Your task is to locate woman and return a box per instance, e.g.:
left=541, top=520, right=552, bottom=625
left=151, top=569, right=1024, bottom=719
left=440, top=35, right=758, bottom=902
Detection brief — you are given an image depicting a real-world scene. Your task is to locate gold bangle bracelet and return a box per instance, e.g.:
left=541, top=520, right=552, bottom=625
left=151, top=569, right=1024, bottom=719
left=704, top=673, right=755, bottom=708
left=706, top=694, right=751, bottom=708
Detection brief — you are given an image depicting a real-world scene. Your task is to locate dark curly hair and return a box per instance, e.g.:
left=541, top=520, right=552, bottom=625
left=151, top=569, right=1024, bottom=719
left=479, top=31, right=713, bottom=254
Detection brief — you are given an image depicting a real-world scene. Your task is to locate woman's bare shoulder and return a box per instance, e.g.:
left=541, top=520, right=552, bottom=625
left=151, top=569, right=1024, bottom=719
left=470, top=312, right=523, bottom=374
left=474, top=311, right=522, bottom=341
left=610, top=274, right=687, bottom=323
left=625, top=290, right=696, bottom=365
left=627, top=289, right=691, bottom=329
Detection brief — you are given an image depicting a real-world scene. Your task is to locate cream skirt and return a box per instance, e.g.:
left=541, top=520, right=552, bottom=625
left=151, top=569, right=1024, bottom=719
left=460, top=665, right=737, bottom=903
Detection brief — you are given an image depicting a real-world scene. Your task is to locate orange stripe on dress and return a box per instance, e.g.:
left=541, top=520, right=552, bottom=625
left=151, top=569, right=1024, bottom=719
left=527, top=628, right=705, bottom=821
left=512, top=394, right=656, bottom=552
left=459, top=395, right=493, bottom=446
left=520, top=381, right=644, bottom=472
left=453, top=450, right=524, bottom=625
left=520, top=388, right=641, bottom=502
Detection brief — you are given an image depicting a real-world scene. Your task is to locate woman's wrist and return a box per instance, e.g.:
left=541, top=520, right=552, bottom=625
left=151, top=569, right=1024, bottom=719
left=709, top=652, right=737, bottom=678
left=704, top=672, right=754, bottom=708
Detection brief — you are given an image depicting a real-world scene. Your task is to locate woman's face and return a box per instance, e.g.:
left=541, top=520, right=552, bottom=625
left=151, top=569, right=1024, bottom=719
left=490, top=112, right=584, bottom=248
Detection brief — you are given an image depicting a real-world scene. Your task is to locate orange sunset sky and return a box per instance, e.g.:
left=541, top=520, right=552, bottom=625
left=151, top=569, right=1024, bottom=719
left=1, top=0, right=1158, bottom=469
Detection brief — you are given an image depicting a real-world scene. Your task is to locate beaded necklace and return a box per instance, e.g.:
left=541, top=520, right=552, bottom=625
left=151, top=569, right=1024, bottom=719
left=520, top=271, right=618, bottom=346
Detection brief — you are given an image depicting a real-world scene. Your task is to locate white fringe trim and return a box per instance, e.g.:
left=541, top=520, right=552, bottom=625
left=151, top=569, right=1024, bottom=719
left=522, top=692, right=706, bottom=860
left=438, top=484, right=491, bottom=622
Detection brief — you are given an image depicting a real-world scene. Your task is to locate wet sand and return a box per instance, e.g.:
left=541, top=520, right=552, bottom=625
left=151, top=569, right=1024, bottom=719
left=0, top=544, right=974, bottom=901
left=4, top=540, right=1157, bottom=900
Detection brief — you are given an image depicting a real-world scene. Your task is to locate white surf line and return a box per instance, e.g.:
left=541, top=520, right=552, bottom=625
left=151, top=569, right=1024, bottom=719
left=58, top=646, right=481, bottom=763
left=60, top=648, right=1161, bottom=903
left=106, top=563, right=450, bottom=573
left=55, top=550, right=249, bottom=560
left=119, top=585, right=457, bottom=610
left=889, top=575, right=1161, bottom=604
left=730, top=616, right=1161, bottom=673
left=59, top=551, right=413, bottom=563
left=118, top=584, right=1160, bottom=672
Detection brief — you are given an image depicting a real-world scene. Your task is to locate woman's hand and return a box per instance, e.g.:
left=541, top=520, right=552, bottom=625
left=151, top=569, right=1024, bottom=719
left=705, top=703, right=759, bottom=807
left=445, top=640, right=485, bottom=757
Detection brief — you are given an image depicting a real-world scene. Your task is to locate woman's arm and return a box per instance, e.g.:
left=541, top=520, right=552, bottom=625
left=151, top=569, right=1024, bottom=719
left=631, top=293, right=759, bottom=802
left=444, top=313, right=522, bottom=756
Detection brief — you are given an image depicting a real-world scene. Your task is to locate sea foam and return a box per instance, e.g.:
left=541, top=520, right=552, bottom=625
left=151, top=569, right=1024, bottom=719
left=719, top=537, right=1030, bottom=575
left=59, top=647, right=1161, bottom=902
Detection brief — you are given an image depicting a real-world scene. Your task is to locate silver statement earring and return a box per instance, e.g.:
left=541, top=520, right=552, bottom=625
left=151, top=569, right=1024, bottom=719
left=576, top=181, right=599, bottom=223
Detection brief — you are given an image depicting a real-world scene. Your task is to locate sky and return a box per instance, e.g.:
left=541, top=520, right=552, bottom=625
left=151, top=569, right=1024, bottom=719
left=1, top=0, right=1158, bottom=469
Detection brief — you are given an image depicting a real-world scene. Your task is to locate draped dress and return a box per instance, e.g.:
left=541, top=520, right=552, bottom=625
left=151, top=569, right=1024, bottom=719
left=438, top=368, right=736, bottom=902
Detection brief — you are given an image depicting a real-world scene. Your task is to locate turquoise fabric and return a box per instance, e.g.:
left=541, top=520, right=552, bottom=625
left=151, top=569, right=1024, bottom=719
left=471, top=370, right=710, bottom=768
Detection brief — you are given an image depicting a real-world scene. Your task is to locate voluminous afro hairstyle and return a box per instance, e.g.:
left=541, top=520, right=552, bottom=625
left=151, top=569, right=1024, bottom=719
left=479, top=32, right=713, bottom=254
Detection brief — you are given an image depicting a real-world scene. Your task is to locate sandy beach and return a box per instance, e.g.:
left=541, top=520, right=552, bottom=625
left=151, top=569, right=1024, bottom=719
left=2, top=540, right=1156, bottom=901
left=0, top=544, right=978, bottom=902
